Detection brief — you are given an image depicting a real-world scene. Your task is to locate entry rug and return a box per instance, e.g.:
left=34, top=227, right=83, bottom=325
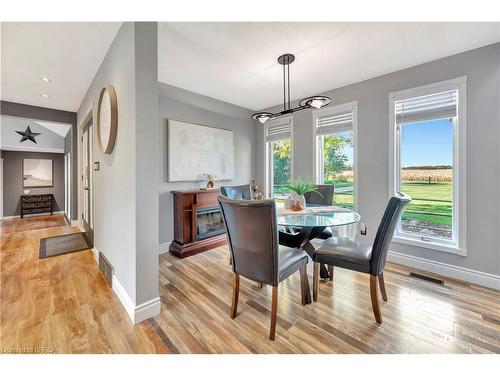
left=39, top=232, right=91, bottom=259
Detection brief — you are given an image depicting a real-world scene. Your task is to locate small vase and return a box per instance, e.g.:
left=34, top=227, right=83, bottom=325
left=295, top=194, right=306, bottom=208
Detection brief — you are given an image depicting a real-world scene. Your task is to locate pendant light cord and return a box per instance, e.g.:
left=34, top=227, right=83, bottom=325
left=287, top=62, right=291, bottom=110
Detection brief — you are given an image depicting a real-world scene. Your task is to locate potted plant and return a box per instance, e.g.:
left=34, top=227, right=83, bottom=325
left=283, top=179, right=320, bottom=209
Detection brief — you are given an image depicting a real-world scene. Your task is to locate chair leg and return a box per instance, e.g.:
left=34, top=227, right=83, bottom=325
left=378, top=272, right=388, bottom=301
left=258, top=282, right=263, bottom=288
left=270, top=286, right=278, bottom=340
left=299, top=263, right=308, bottom=305
left=328, top=265, right=334, bottom=281
left=230, top=273, right=240, bottom=319
left=313, top=262, right=319, bottom=302
left=370, top=275, right=382, bottom=324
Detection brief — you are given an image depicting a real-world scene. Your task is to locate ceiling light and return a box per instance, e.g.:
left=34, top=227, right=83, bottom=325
left=41, top=94, right=50, bottom=98
left=299, top=96, right=332, bottom=109
left=251, top=54, right=332, bottom=123
left=251, top=112, right=273, bottom=124
left=41, top=77, right=52, bottom=83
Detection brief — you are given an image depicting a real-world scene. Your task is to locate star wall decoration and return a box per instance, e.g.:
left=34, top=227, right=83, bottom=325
left=15, top=126, right=41, bottom=144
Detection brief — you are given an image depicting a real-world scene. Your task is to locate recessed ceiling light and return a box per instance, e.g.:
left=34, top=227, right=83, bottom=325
left=41, top=77, right=52, bottom=82
left=41, top=94, right=50, bottom=98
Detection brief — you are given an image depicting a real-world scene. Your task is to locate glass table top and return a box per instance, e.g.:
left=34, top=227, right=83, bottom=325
left=277, top=205, right=361, bottom=228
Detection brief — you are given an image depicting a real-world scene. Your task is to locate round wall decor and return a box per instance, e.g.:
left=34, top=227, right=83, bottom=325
left=97, top=85, right=118, bottom=154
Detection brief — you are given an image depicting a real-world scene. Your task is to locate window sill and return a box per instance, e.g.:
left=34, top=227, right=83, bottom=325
left=392, top=236, right=467, bottom=256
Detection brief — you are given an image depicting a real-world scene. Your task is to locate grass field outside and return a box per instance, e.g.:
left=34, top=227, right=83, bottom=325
left=273, top=169, right=453, bottom=239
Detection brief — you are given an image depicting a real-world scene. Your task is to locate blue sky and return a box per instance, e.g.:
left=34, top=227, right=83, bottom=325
left=401, top=119, right=453, bottom=167
left=329, top=118, right=453, bottom=167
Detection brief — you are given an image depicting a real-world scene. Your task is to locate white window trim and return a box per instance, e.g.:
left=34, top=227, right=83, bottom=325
left=389, top=76, right=467, bottom=256
left=263, top=116, right=294, bottom=198
left=312, top=101, right=358, bottom=212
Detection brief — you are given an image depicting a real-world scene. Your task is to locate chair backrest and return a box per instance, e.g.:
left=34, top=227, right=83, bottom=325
left=303, top=184, right=335, bottom=206
left=370, top=193, right=411, bottom=275
left=220, top=184, right=253, bottom=200
left=218, top=196, right=279, bottom=286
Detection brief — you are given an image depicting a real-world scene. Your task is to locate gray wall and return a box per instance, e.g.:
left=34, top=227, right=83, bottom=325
left=1, top=116, right=65, bottom=151
left=159, top=83, right=257, bottom=245
left=1, top=101, right=78, bottom=220
left=2, top=150, right=64, bottom=216
left=77, top=22, right=159, bottom=308
left=256, top=42, right=500, bottom=277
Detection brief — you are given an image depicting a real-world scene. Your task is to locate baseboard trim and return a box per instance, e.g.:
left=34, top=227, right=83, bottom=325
left=387, top=251, right=500, bottom=290
left=112, top=275, right=160, bottom=324
left=91, top=247, right=99, bottom=264
left=159, top=242, right=171, bottom=254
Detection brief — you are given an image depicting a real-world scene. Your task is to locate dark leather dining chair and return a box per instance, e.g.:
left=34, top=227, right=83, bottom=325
left=220, top=184, right=253, bottom=200
left=312, top=193, right=411, bottom=324
left=218, top=196, right=309, bottom=340
left=303, top=184, right=336, bottom=240
left=303, top=184, right=335, bottom=206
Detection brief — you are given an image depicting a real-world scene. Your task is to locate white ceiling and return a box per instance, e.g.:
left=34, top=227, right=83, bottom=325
left=1, top=22, right=122, bottom=112
left=2, top=22, right=499, bottom=114
left=158, top=22, right=500, bottom=110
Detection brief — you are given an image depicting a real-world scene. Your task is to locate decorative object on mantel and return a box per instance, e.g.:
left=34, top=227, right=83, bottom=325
left=97, top=85, right=118, bottom=154
left=251, top=179, right=264, bottom=200
left=283, top=179, right=321, bottom=210
left=201, top=173, right=216, bottom=189
left=15, top=126, right=41, bottom=144
left=251, top=53, right=332, bottom=124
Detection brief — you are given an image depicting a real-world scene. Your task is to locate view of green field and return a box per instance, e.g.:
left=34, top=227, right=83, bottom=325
left=401, top=182, right=452, bottom=225
left=270, top=132, right=453, bottom=239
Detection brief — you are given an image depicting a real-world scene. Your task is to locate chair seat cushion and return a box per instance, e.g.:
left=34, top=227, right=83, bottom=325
left=313, top=237, right=372, bottom=274
left=278, top=245, right=308, bottom=282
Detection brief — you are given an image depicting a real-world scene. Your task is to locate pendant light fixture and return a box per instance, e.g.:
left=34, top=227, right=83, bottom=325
left=251, top=53, right=331, bottom=124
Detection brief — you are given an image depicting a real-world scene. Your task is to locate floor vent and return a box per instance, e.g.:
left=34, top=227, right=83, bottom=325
left=409, top=272, right=444, bottom=285
left=99, top=252, right=114, bottom=287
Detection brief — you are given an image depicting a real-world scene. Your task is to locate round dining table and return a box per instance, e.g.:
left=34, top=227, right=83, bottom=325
left=277, top=205, right=361, bottom=304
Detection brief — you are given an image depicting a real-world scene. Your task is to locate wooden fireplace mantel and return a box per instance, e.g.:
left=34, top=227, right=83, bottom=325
left=169, top=188, right=227, bottom=258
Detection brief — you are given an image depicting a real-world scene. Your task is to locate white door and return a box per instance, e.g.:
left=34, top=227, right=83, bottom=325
left=81, top=121, right=93, bottom=244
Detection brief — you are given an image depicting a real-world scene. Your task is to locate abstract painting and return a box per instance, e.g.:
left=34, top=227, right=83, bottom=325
left=23, top=159, right=54, bottom=188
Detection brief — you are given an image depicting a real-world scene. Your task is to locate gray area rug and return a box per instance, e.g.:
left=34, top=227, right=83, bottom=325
left=39, top=232, right=91, bottom=259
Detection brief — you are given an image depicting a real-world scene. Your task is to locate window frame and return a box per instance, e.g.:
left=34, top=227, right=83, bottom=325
left=263, top=116, right=294, bottom=198
left=389, top=77, right=467, bottom=256
left=312, top=101, right=358, bottom=212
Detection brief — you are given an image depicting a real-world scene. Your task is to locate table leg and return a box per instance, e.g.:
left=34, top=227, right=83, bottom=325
left=302, top=241, right=330, bottom=280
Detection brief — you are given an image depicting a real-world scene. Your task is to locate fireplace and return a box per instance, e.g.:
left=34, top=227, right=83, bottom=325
left=196, top=206, right=225, bottom=241
left=170, top=189, right=227, bottom=258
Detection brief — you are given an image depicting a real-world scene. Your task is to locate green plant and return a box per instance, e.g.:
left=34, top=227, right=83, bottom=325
left=283, top=179, right=321, bottom=196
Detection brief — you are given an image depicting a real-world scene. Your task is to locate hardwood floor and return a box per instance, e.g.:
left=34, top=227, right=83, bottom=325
left=0, top=213, right=67, bottom=234
left=0, top=217, right=166, bottom=353
left=1, top=217, right=499, bottom=354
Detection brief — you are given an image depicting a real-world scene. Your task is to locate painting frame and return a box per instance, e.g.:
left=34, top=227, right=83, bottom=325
left=23, top=159, right=54, bottom=188
left=167, top=119, right=234, bottom=182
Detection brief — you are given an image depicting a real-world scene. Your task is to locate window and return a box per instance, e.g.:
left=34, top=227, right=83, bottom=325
left=264, top=117, right=293, bottom=198
left=313, top=102, right=357, bottom=209
left=389, top=77, right=466, bottom=255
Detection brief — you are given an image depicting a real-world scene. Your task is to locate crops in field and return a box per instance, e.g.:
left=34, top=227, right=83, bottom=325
left=401, top=168, right=452, bottom=182
left=333, top=169, right=452, bottom=183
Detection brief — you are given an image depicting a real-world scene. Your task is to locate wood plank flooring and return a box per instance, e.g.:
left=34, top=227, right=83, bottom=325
left=1, top=216, right=499, bottom=353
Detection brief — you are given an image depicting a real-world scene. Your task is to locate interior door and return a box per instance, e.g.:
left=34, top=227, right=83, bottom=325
left=82, top=121, right=94, bottom=245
